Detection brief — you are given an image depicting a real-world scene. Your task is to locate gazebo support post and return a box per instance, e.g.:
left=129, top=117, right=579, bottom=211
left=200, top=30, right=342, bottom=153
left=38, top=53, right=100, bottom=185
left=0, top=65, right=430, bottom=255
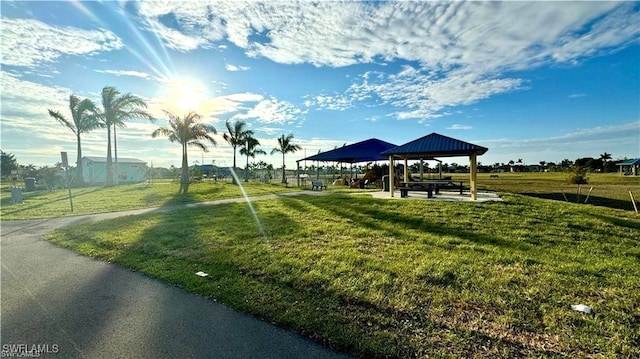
left=297, top=162, right=300, bottom=187
left=419, top=159, right=423, bottom=181
left=404, top=157, right=409, bottom=182
left=389, top=155, right=395, bottom=197
left=470, top=153, right=477, bottom=200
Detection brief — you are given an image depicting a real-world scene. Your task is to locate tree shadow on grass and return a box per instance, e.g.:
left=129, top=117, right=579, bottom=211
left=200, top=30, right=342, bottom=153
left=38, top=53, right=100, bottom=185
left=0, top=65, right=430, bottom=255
left=1, top=187, right=104, bottom=217
left=207, top=195, right=565, bottom=357
left=280, top=195, right=531, bottom=252
left=586, top=212, right=640, bottom=231
left=522, top=192, right=636, bottom=211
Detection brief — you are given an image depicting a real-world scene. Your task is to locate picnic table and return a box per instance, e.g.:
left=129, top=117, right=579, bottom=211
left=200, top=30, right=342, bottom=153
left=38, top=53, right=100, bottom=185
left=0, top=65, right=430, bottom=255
left=399, top=180, right=464, bottom=198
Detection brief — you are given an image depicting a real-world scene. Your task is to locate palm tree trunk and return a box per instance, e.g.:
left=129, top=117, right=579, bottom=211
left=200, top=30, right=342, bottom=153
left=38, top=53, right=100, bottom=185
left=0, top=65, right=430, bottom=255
left=245, top=153, right=249, bottom=182
left=114, top=125, right=119, bottom=186
left=106, top=125, right=114, bottom=186
left=180, top=144, right=189, bottom=194
left=76, top=133, right=85, bottom=187
left=233, top=146, right=237, bottom=169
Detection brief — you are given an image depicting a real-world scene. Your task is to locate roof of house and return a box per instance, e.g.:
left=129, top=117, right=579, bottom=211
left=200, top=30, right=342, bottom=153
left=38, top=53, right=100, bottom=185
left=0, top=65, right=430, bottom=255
left=381, top=132, right=488, bottom=159
left=83, top=156, right=147, bottom=164
left=617, top=158, right=640, bottom=166
left=298, top=138, right=398, bottom=163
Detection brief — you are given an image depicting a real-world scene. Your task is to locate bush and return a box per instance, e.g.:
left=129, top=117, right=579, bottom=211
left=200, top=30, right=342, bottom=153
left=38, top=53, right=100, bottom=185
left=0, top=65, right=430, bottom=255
left=567, top=166, right=589, bottom=184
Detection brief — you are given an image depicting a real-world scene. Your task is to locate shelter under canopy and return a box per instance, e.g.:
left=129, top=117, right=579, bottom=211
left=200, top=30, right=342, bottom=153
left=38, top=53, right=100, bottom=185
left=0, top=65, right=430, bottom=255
left=381, top=133, right=488, bottom=200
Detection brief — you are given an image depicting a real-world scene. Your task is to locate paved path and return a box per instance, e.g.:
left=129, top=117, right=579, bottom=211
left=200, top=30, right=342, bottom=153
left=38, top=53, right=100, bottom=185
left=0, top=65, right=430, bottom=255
left=1, top=191, right=350, bottom=358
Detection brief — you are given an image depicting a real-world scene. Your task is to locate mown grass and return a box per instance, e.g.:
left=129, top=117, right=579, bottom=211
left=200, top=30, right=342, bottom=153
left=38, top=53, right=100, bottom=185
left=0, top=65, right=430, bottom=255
left=0, top=180, right=301, bottom=219
left=477, top=172, right=639, bottom=211
left=46, top=193, right=640, bottom=358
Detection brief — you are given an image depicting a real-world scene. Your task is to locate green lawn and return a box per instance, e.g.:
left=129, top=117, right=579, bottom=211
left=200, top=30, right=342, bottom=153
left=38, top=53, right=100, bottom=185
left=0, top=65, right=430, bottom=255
left=440, top=172, right=639, bottom=212
left=1, top=180, right=301, bottom=219
left=46, top=193, right=640, bottom=358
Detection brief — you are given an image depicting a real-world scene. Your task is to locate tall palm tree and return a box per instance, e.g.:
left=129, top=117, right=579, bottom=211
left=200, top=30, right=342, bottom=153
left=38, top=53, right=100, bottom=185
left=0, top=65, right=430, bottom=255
left=48, top=94, right=100, bottom=186
left=223, top=120, right=252, bottom=169
left=599, top=152, right=612, bottom=163
left=271, top=134, right=302, bottom=184
left=240, top=135, right=266, bottom=182
left=98, top=86, right=154, bottom=186
left=151, top=110, right=217, bottom=194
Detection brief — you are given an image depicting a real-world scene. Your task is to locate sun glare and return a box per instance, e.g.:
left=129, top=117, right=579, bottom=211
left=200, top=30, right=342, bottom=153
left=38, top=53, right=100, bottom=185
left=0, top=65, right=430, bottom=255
left=166, top=78, right=207, bottom=113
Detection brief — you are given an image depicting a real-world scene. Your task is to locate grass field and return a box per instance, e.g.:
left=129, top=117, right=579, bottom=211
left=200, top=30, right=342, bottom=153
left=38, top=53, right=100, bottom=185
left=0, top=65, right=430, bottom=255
left=45, top=188, right=640, bottom=358
left=0, top=180, right=301, bottom=220
left=470, top=172, right=640, bottom=212
left=5, top=173, right=640, bottom=357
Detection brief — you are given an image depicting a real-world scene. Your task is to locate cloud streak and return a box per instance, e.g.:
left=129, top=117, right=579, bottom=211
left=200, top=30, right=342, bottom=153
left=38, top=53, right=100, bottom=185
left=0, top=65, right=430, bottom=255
left=225, top=64, right=250, bottom=72
left=135, top=2, right=638, bottom=120
left=233, top=98, right=307, bottom=125
left=1, top=18, right=123, bottom=68
left=136, top=2, right=637, bottom=71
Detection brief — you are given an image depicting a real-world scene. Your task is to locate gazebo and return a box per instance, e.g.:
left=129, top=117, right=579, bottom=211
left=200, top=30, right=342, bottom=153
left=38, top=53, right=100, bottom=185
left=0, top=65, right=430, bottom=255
left=381, top=133, right=488, bottom=200
left=299, top=138, right=397, bottom=163
left=297, top=138, right=397, bottom=184
left=617, top=158, right=640, bottom=176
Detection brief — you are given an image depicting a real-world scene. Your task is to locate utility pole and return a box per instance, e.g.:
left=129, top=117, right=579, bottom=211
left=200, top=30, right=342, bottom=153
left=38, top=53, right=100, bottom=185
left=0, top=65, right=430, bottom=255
left=61, top=152, right=73, bottom=212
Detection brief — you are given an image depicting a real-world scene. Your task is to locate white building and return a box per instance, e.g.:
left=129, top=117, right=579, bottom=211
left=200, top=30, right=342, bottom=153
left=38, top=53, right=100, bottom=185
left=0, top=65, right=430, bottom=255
left=82, top=156, right=147, bottom=184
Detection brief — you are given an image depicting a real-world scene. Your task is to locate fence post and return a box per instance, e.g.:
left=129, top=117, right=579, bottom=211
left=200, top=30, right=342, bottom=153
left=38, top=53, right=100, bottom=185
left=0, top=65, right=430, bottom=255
left=630, top=191, right=638, bottom=214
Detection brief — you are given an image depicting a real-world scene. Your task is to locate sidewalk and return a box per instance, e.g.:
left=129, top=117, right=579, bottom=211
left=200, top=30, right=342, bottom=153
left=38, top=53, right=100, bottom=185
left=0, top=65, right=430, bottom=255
left=1, top=191, right=349, bottom=358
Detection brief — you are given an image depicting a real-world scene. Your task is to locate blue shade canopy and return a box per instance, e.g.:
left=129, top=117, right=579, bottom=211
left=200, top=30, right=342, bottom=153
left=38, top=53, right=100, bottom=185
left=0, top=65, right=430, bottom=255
left=299, top=138, right=398, bottom=163
left=381, top=133, right=488, bottom=159
left=617, top=158, right=640, bottom=165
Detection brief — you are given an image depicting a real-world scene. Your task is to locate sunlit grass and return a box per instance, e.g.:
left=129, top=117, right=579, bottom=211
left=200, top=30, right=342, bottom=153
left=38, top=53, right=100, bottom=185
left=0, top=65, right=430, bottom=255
left=0, top=180, right=301, bottom=219
left=46, top=193, right=640, bottom=358
left=448, top=172, right=640, bottom=211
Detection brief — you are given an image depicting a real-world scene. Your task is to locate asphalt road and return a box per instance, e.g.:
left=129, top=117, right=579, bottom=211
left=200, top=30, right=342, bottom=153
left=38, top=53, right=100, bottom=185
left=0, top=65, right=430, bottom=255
left=1, top=193, right=350, bottom=359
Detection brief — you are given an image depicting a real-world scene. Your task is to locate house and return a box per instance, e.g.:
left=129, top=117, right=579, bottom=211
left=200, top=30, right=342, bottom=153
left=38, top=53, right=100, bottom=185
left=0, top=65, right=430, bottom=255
left=82, top=156, right=147, bottom=184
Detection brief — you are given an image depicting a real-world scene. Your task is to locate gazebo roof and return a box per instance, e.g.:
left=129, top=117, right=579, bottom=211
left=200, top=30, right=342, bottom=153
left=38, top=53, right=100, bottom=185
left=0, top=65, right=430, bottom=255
left=299, top=138, right=397, bottom=163
left=617, top=158, right=640, bottom=166
left=381, top=132, right=488, bottom=159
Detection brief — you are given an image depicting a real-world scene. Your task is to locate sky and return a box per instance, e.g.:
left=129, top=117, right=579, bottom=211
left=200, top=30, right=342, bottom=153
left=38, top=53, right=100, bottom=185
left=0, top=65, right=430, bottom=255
left=1, top=1, right=639, bottom=170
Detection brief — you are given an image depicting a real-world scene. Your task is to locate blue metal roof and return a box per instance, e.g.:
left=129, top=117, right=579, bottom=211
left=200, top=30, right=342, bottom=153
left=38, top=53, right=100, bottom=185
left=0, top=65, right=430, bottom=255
left=617, top=158, right=640, bottom=166
left=381, top=133, right=488, bottom=158
left=299, top=138, right=397, bottom=163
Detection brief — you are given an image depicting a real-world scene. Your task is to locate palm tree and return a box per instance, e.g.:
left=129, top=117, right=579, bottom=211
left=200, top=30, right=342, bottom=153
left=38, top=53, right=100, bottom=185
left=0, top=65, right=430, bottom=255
left=599, top=152, right=613, bottom=172
left=240, top=135, right=266, bottom=182
left=1, top=150, right=19, bottom=182
left=223, top=120, right=252, bottom=169
left=48, top=95, right=100, bottom=186
left=271, top=134, right=302, bottom=184
left=151, top=110, right=217, bottom=194
left=98, top=86, right=154, bottom=186
left=599, top=152, right=612, bottom=163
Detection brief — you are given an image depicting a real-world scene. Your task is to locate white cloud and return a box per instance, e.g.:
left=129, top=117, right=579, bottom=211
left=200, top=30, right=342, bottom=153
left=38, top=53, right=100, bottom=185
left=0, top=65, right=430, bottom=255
left=447, top=124, right=473, bottom=130
left=304, top=94, right=353, bottom=111
left=0, top=72, right=69, bottom=118
left=225, top=64, right=250, bottom=72
left=135, top=2, right=638, bottom=120
left=348, top=69, right=523, bottom=120
left=233, top=98, right=306, bottom=125
left=568, top=93, right=587, bottom=99
left=203, top=93, right=264, bottom=116
left=94, top=69, right=152, bottom=79
left=254, top=127, right=285, bottom=136
left=136, top=1, right=636, bottom=70
left=1, top=18, right=123, bottom=68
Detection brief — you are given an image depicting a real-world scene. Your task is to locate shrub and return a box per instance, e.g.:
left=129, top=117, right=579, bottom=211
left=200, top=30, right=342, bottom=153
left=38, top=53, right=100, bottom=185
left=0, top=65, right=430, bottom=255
left=567, top=166, right=589, bottom=184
